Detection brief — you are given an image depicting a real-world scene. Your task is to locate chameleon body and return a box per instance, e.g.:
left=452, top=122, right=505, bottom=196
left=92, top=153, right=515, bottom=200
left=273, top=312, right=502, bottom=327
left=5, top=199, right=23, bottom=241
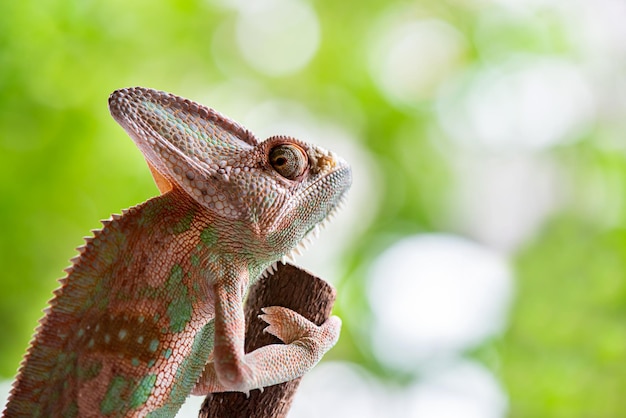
left=3, top=88, right=351, bottom=417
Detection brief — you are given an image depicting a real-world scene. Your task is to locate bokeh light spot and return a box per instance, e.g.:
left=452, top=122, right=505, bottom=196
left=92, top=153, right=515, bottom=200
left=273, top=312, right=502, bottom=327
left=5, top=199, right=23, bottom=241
left=405, top=360, right=508, bottom=418
left=437, top=57, right=595, bottom=151
left=288, top=360, right=507, bottom=418
left=0, top=381, right=10, bottom=413
left=289, top=362, right=386, bottom=418
left=368, top=234, right=513, bottom=369
left=448, top=154, right=564, bottom=252
left=235, top=0, right=320, bottom=76
left=370, top=18, right=467, bottom=103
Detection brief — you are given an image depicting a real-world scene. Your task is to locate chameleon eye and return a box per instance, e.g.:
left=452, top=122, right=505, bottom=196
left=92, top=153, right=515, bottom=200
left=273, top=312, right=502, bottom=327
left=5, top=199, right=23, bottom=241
left=269, top=144, right=308, bottom=180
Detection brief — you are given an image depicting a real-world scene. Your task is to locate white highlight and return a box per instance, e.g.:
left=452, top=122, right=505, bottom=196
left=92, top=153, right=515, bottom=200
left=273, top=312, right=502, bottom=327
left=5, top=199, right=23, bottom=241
left=235, top=0, right=320, bottom=76
left=368, top=234, right=513, bottom=369
left=0, top=380, right=11, bottom=413
left=288, top=362, right=388, bottom=418
left=404, top=360, right=508, bottom=418
left=437, top=57, right=595, bottom=151
left=370, top=18, right=467, bottom=103
left=176, top=393, right=204, bottom=418
left=289, top=361, right=507, bottom=418
left=448, top=153, right=563, bottom=252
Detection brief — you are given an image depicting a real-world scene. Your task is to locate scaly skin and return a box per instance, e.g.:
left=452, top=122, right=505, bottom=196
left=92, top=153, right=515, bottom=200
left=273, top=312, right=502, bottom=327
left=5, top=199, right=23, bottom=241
left=3, top=88, right=351, bottom=417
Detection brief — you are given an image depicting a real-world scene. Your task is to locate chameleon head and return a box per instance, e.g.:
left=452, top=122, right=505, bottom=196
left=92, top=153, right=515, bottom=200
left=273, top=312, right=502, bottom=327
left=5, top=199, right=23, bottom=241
left=109, top=87, right=351, bottom=259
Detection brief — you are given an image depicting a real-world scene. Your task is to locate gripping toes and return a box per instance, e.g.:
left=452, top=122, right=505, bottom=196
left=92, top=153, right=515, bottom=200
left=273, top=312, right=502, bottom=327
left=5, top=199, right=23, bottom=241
left=259, top=306, right=313, bottom=344
left=259, top=306, right=341, bottom=349
left=193, top=307, right=342, bottom=394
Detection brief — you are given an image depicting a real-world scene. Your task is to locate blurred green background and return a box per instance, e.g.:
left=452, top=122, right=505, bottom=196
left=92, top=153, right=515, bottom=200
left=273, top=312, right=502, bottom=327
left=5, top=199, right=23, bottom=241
left=1, top=0, right=625, bottom=417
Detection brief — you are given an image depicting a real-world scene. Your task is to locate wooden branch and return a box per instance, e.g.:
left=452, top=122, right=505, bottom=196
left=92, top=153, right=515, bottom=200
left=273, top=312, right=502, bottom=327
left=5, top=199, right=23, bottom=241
left=198, top=263, right=337, bottom=418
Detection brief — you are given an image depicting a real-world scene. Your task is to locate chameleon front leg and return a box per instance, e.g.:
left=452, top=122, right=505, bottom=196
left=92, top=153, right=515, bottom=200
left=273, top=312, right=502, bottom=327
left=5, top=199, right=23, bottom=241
left=192, top=275, right=341, bottom=394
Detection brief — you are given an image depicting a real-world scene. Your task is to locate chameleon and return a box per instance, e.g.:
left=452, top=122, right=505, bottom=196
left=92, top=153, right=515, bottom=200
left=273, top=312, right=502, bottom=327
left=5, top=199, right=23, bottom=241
left=2, top=87, right=351, bottom=417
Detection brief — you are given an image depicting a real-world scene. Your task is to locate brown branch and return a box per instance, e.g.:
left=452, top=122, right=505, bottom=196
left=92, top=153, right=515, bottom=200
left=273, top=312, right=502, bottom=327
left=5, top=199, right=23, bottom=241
left=198, top=263, right=337, bottom=418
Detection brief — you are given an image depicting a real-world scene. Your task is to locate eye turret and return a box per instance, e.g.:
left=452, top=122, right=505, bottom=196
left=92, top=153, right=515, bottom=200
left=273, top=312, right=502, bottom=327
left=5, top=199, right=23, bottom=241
left=269, top=144, right=308, bottom=180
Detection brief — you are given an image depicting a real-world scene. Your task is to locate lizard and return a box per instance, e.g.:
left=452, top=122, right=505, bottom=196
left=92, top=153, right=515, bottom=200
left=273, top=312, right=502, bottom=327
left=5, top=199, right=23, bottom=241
left=2, top=87, right=351, bottom=417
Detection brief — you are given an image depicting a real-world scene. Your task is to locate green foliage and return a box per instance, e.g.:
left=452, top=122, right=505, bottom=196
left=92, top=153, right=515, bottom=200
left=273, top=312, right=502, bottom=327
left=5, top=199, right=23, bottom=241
left=504, top=216, right=626, bottom=417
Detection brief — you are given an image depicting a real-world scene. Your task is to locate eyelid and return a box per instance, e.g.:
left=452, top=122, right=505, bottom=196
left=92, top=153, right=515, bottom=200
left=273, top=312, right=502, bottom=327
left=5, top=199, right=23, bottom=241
left=269, top=144, right=308, bottom=180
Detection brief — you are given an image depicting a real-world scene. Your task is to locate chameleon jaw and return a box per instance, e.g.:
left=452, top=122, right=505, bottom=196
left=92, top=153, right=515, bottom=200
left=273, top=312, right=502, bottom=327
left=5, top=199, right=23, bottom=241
left=259, top=192, right=348, bottom=280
